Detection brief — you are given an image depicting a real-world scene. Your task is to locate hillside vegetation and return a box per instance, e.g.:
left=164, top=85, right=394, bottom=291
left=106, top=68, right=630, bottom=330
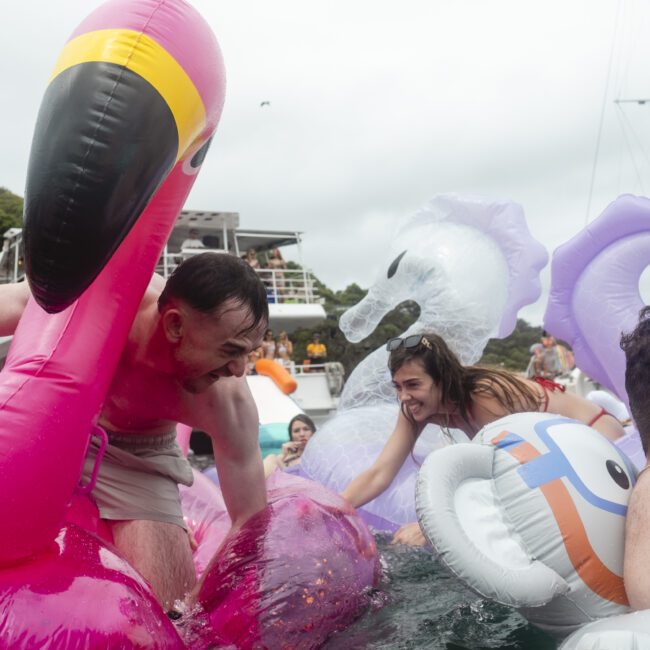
left=289, top=273, right=545, bottom=376
left=0, top=188, right=23, bottom=233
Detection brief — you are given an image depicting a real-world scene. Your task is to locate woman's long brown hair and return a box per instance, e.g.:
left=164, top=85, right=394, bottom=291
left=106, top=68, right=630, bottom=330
left=389, top=332, right=543, bottom=433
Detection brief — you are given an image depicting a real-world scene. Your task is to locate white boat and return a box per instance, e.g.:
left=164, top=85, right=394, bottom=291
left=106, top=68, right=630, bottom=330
left=0, top=210, right=344, bottom=452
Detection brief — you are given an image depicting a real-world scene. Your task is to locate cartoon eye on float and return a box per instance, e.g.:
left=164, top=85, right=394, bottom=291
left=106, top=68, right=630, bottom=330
left=508, top=418, right=636, bottom=514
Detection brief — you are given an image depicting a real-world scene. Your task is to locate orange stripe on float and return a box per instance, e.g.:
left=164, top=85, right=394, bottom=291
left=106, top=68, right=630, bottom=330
left=492, top=432, right=628, bottom=605
left=491, top=432, right=540, bottom=464
left=541, top=479, right=628, bottom=605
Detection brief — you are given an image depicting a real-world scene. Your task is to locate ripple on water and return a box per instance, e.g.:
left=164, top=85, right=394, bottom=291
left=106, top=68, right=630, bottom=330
left=324, top=535, right=557, bottom=650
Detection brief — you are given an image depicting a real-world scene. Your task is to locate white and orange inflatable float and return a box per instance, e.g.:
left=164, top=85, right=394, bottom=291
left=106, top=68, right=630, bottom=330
left=416, top=412, right=636, bottom=638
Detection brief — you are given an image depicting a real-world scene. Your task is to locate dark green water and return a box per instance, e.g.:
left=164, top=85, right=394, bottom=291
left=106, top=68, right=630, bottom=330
left=325, top=535, right=557, bottom=650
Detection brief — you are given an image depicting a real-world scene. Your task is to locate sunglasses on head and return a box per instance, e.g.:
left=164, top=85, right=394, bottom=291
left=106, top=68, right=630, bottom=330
left=386, top=335, right=433, bottom=352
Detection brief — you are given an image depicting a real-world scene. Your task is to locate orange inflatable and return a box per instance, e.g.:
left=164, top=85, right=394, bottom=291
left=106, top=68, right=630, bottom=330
left=255, top=359, right=298, bottom=394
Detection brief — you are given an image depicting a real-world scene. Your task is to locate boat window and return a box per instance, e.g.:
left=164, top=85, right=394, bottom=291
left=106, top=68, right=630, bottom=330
left=203, top=235, right=221, bottom=249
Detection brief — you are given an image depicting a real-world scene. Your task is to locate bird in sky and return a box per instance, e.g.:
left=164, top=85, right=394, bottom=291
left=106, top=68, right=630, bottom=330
left=260, top=101, right=271, bottom=107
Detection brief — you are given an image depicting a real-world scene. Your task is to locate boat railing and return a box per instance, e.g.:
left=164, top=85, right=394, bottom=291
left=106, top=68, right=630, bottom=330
left=293, top=361, right=345, bottom=396
left=0, top=229, right=25, bottom=284
left=255, top=268, right=321, bottom=305
left=0, top=233, right=323, bottom=307
left=155, top=247, right=322, bottom=305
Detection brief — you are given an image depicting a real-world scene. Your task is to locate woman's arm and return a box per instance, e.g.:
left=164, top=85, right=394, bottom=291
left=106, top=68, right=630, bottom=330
left=341, top=410, right=417, bottom=508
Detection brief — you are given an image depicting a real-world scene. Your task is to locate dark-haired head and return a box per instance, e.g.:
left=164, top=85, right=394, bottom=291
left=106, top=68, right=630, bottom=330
left=388, top=333, right=468, bottom=422
left=158, top=253, right=268, bottom=334
left=621, top=306, right=650, bottom=452
left=288, top=413, right=316, bottom=441
left=387, top=332, right=541, bottom=430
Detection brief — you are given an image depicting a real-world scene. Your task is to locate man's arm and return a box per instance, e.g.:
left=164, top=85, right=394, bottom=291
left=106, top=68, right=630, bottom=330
left=0, top=282, right=31, bottom=336
left=625, top=468, right=650, bottom=608
left=200, top=376, right=267, bottom=530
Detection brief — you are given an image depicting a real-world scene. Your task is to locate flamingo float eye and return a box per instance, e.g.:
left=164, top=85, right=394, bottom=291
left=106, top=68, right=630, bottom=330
left=182, top=136, right=214, bottom=176
left=387, top=250, right=407, bottom=278
left=606, top=460, right=630, bottom=490
left=190, top=136, right=213, bottom=169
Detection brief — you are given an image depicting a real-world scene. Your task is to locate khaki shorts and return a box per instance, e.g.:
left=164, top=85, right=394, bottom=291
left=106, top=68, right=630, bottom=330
left=82, top=430, right=194, bottom=530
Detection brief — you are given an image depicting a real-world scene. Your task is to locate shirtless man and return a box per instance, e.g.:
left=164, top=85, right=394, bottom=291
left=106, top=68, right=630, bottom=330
left=0, top=252, right=268, bottom=611
left=621, top=307, right=650, bottom=609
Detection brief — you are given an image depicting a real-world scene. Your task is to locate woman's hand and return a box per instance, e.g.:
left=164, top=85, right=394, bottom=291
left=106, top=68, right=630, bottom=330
left=280, top=441, right=300, bottom=458
left=391, top=522, right=427, bottom=546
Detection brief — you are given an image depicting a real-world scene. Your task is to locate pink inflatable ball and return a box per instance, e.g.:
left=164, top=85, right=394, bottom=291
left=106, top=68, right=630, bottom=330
left=0, top=524, right=183, bottom=649
left=180, top=469, right=232, bottom=578
left=192, top=472, right=380, bottom=649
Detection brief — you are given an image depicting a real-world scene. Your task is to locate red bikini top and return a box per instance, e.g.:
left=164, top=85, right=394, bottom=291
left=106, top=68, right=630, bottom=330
left=532, top=376, right=566, bottom=412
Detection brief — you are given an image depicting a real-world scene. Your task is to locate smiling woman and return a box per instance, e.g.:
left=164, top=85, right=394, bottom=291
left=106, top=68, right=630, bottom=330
left=341, top=331, right=625, bottom=546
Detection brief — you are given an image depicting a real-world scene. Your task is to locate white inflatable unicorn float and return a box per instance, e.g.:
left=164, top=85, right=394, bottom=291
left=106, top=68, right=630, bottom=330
left=300, top=193, right=548, bottom=530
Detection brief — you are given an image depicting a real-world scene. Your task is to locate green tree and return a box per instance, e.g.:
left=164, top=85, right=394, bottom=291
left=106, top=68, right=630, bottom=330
left=480, top=319, right=544, bottom=372
left=0, top=188, right=23, bottom=234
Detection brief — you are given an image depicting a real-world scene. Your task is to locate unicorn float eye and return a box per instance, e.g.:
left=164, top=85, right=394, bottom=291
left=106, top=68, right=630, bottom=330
left=387, top=250, right=407, bottom=278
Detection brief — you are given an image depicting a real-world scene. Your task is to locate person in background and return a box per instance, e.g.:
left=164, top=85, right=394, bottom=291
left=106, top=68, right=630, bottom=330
left=535, top=331, right=563, bottom=379
left=265, top=247, right=288, bottom=300
left=526, top=343, right=544, bottom=379
left=276, top=331, right=294, bottom=370
left=244, top=248, right=260, bottom=269
left=342, top=332, right=625, bottom=547
left=263, top=414, right=316, bottom=478
left=306, top=333, right=327, bottom=370
left=180, top=228, right=205, bottom=250
left=247, top=343, right=264, bottom=375
left=619, top=307, right=650, bottom=609
left=261, top=328, right=276, bottom=360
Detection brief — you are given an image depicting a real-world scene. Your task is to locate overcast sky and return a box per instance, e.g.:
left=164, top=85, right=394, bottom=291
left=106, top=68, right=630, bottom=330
left=3, top=0, right=650, bottom=326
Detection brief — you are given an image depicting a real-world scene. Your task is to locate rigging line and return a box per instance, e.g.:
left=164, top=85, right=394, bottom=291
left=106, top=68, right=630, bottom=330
left=585, top=0, right=624, bottom=225
left=614, top=103, right=645, bottom=193
left=618, top=102, right=650, bottom=170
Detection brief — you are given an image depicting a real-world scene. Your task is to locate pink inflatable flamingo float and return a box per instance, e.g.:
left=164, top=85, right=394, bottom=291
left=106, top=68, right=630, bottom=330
left=0, top=1, right=378, bottom=647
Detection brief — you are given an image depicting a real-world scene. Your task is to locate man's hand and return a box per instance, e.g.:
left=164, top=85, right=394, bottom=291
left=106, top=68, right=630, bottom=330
left=187, top=527, right=198, bottom=552
left=391, top=522, right=427, bottom=546
left=625, top=466, right=650, bottom=608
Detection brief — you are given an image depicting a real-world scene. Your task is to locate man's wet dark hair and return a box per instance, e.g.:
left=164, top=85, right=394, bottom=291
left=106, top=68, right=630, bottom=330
left=158, top=252, right=268, bottom=333
left=621, top=306, right=650, bottom=453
